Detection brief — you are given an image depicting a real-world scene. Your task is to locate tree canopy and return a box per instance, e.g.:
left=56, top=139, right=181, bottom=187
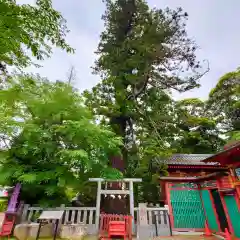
left=84, top=0, right=209, bottom=166
left=173, top=98, right=225, bottom=154
left=207, top=69, right=240, bottom=141
left=0, top=75, right=122, bottom=205
left=83, top=0, right=210, bottom=203
left=0, top=0, right=73, bottom=78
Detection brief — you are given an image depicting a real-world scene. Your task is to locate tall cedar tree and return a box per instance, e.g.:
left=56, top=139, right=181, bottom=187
left=84, top=0, right=209, bottom=203
left=84, top=0, right=209, bottom=169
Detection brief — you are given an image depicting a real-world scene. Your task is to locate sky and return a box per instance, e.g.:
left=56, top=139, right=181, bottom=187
left=24, top=0, right=240, bottom=100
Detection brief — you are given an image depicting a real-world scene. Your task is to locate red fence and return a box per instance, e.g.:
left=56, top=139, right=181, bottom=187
left=99, top=214, right=132, bottom=239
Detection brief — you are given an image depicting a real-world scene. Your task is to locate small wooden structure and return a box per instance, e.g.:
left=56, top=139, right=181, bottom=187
left=89, top=178, right=141, bottom=231
left=0, top=213, right=16, bottom=238
left=35, top=210, right=64, bottom=240
left=108, top=220, right=127, bottom=240
left=0, top=183, right=22, bottom=238
left=100, top=214, right=132, bottom=239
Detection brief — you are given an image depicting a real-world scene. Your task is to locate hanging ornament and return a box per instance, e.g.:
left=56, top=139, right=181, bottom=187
left=110, top=194, right=115, bottom=199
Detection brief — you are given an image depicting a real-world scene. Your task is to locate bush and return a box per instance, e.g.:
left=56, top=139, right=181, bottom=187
left=0, top=199, right=8, bottom=212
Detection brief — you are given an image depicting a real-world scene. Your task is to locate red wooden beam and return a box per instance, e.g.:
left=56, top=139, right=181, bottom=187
left=168, top=165, right=227, bottom=170
left=202, top=143, right=240, bottom=165
left=165, top=182, right=174, bottom=228
left=159, top=172, right=228, bottom=182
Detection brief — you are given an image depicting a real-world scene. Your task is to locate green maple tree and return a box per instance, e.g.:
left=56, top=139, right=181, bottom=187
left=0, top=74, right=122, bottom=205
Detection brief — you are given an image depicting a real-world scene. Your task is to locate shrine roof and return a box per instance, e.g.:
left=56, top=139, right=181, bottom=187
left=161, top=154, right=220, bottom=166
left=202, top=142, right=240, bottom=165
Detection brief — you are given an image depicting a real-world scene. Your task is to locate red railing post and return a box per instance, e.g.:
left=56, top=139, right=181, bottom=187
left=99, top=213, right=132, bottom=239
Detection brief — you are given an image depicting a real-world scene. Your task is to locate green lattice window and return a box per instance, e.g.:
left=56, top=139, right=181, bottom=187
left=170, top=189, right=205, bottom=228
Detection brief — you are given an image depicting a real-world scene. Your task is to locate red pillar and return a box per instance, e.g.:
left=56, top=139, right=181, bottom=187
left=236, top=186, right=240, bottom=203
left=165, top=182, right=174, bottom=228
left=208, top=189, right=221, bottom=232
left=216, top=179, right=234, bottom=234
left=229, top=168, right=240, bottom=211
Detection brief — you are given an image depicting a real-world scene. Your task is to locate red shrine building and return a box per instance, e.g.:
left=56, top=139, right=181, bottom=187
left=159, top=142, right=240, bottom=238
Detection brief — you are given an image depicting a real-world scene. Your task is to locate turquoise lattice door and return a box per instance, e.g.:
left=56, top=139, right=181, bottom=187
left=170, top=186, right=205, bottom=229
left=201, top=190, right=219, bottom=232
left=224, top=195, right=240, bottom=238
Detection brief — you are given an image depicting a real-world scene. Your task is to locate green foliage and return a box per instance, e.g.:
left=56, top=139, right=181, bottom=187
left=173, top=98, right=225, bottom=153
left=134, top=157, right=168, bottom=204
left=101, top=167, right=123, bottom=179
left=0, top=0, right=74, bottom=74
left=0, top=74, right=122, bottom=205
left=84, top=0, right=208, bottom=204
left=228, top=131, right=240, bottom=141
left=0, top=199, right=8, bottom=212
left=207, top=69, right=240, bottom=137
left=85, top=0, right=207, bottom=163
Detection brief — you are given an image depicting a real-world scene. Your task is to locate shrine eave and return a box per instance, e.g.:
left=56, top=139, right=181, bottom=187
left=159, top=171, right=228, bottom=182
left=202, top=142, right=240, bottom=165
left=168, top=164, right=227, bottom=170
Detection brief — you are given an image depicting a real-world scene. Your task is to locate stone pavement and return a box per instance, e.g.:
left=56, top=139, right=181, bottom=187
left=152, top=236, right=221, bottom=240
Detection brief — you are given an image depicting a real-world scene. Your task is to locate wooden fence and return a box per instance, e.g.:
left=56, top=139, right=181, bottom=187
left=21, top=205, right=96, bottom=225
left=21, top=204, right=171, bottom=237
